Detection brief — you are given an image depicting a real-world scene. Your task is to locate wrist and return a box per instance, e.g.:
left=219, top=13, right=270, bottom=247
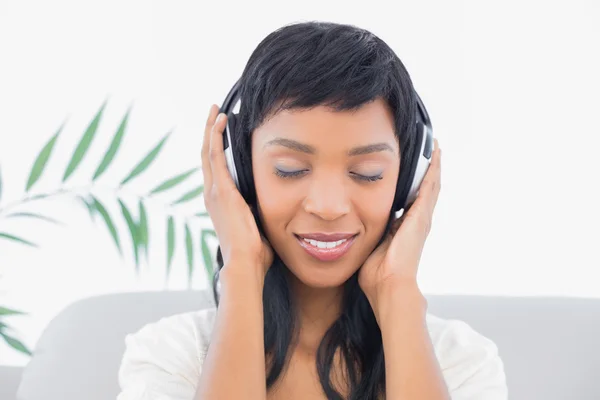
left=373, top=279, right=427, bottom=326
left=220, top=260, right=266, bottom=292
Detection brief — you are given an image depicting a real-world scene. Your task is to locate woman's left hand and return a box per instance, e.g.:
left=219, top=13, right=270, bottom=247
left=358, top=138, right=442, bottom=315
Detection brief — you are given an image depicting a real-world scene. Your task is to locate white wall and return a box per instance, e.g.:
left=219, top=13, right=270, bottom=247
left=0, top=0, right=598, bottom=366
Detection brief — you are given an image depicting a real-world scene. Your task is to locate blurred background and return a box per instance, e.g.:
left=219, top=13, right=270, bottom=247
left=1, top=0, right=598, bottom=368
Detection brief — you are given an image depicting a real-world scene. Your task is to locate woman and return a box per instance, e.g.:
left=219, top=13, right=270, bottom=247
left=117, top=21, right=507, bottom=399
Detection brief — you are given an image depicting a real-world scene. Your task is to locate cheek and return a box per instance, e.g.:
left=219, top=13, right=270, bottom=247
left=353, top=177, right=397, bottom=216
left=353, top=176, right=398, bottom=246
left=253, top=163, right=299, bottom=233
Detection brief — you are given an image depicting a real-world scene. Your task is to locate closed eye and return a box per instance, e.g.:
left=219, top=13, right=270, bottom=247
left=273, top=169, right=307, bottom=179
left=274, top=169, right=383, bottom=182
left=351, top=172, right=383, bottom=182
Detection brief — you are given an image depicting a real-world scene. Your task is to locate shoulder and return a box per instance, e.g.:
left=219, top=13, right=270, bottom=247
left=425, top=313, right=508, bottom=399
left=117, top=307, right=217, bottom=399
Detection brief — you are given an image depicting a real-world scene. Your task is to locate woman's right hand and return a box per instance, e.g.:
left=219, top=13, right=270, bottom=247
left=201, top=104, right=274, bottom=282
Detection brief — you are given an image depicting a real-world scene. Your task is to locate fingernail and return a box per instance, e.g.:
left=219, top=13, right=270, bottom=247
left=215, top=113, right=223, bottom=124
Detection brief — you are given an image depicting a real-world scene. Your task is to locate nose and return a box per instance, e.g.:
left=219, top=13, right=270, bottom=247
left=302, top=173, right=351, bottom=221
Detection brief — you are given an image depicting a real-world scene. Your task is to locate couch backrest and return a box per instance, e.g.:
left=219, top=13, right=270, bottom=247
left=426, top=295, right=600, bottom=400
left=16, top=291, right=600, bottom=400
left=1, top=366, right=24, bottom=400
left=17, top=290, right=215, bottom=400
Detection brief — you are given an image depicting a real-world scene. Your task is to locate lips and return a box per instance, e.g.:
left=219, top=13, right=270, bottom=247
left=295, top=232, right=357, bottom=241
left=294, top=232, right=358, bottom=262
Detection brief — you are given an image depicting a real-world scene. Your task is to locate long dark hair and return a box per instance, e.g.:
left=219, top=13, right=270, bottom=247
left=211, top=21, right=419, bottom=399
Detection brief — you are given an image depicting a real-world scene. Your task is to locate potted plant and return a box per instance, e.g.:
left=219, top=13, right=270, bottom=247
left=0, top=101, right=216, bottom=356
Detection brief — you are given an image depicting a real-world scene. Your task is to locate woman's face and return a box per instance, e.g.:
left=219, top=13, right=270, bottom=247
left=251, top=97, right=401, bottom=288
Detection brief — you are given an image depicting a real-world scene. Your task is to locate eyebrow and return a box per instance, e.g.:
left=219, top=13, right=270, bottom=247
left=264, top=138, right=395, bottom=156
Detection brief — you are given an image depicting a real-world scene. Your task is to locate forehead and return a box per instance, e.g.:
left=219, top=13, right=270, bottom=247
left=252, top=98, right=398, bottom=153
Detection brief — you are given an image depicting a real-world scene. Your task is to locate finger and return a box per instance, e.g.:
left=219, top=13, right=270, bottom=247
left=391, top=214, right=404, bottom=236
left=202, top=104, right=219, bottom=191
left=209, top=111, right=237, bottom=191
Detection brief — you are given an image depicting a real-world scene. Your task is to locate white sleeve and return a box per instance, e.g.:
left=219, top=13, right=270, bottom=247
left=434, top=319, right=508, bottom=400
left=116, top=311, right=206, bottom=400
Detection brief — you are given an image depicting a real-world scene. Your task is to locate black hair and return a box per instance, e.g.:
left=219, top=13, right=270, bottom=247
left=212, top=21, right=419, bottom=399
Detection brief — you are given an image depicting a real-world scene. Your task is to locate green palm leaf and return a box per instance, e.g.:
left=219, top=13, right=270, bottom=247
left=185, top=223, right=194, bottom=287
left=89, top=195, right=122, bottom=255
left=138, top=200, right=148, bottom=260
left=0, top=232, right=37, bottom=247
left=77, top=195, right=96, bottom=221
left=172, top=185, right=204, bottom=205
left=28, top=194, right=51, bottom=201
left=166, top=216, right=175, bottom=280
left=201, top=229, right=217, bottom=280
left=93, top=105, right=131, bottom=181
left=118, top=199, right=140, bottom=270
left=0, top=306, right=26, bottom=316
left=120, top=132, right=171, bottom=186
left=5, top=212, right=62, bottom=225
left=0, top=330, right=32, bottom=356
left=25, top=123, right=64, bottom=191
left=63, top=100, right=107, bottom=182
left=148, top=168, right=198, bottom=195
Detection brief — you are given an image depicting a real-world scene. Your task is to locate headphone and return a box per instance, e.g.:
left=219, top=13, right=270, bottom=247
left=220, top=78, right=434, bottom=214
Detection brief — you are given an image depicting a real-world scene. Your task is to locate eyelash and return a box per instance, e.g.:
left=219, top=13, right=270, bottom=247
left=274, top=169, right=383, bottom=182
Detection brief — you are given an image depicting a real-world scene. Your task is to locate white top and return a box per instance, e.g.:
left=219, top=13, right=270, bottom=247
left=117, top=308, right=508, bottom=399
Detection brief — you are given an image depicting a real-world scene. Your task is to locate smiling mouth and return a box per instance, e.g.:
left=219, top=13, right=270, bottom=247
left=295, top=234, right=357, bottom=248
left=294, top=233, right=359, bottom=262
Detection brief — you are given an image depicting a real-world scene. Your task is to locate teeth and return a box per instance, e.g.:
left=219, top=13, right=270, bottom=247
left=303, top=238, right=347, bottom=249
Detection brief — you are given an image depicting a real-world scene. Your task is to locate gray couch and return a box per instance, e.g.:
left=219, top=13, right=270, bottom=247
left=4, top=291, right=600, bottom=399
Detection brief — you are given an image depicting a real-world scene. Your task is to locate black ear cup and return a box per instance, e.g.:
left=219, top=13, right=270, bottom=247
left=392, top=118, right=423, bottom=213
left=226, top=113, right=256, bottom=206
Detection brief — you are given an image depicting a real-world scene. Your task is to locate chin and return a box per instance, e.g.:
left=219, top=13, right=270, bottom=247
left=286, top=263, right=356, bottom=289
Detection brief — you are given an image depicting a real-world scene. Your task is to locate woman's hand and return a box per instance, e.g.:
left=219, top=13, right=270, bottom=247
left=201, top=104, right=273, bottom=281
left=358, top=139, right=442, bottom=317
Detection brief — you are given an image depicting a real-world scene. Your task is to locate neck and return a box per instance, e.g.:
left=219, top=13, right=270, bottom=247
left=289, top=275, right=345, bottom=357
